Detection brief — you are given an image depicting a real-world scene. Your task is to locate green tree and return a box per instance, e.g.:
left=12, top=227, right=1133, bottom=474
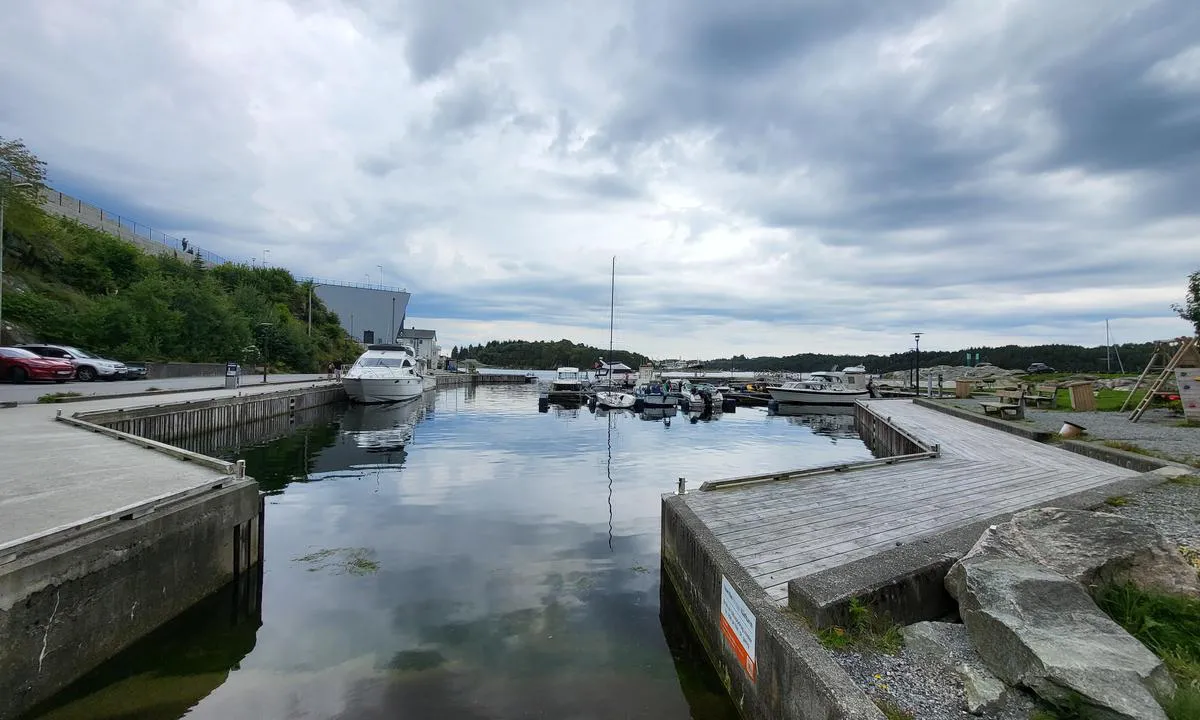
left=1173, top=270, right=1200, bottom=336
left=0, top=136, right=47, bottom=218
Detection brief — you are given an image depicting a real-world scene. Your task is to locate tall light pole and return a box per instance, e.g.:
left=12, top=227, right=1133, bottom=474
left=377, top=264, right=383, bottom=287
left=913, top=332, right=923, bottom=389
left=0, top=179, right=35, bottom=342
left=263, top=248, right=270, bottom=266
left=306, top=281, right=324, bottom=336
left=257, top=322, right=273, bottom=383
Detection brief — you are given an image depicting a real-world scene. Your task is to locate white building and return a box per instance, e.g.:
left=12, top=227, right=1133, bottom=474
left=397, top=328, right=438, bottom=368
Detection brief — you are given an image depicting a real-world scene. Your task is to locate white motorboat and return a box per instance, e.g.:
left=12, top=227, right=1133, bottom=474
left=545, top=366, right=587, bottom=402
left=343, top=344, right=435, bottom=404
left=635, top=381, right=675, bottom=408
left=595, top=390, right=637, bottom=409
left=666, top=378, right=703, bottom=410
left=767, top=367, right=871, bottom=405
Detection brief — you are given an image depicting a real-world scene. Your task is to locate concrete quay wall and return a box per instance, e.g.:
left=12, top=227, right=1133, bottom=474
left=0, top=482, right=263, bottom=720
left=661, top=495, right=885, bottom=720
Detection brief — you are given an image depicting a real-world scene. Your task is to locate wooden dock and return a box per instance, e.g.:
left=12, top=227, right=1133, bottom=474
left=680, top=398, right=1142, bottom=603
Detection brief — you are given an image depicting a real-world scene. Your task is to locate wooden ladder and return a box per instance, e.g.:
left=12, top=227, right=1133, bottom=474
left=1128, top=337, right=1198, bottom=422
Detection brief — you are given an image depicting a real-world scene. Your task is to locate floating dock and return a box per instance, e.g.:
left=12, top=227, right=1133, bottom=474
left=662, top=398, right=1168, bottom=720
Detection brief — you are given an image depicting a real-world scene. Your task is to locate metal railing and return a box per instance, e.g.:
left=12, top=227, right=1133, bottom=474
left=299, top=276, right=409, bottom=293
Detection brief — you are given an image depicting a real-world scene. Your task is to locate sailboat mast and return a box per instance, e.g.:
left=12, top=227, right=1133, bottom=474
left=1106, top=319, right=1111, bottom=373
left=609, top=256, right=616, bottom=358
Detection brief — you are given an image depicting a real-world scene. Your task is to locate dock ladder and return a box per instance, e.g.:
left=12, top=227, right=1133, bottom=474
left=1125, top=336, right=1199, bottom=422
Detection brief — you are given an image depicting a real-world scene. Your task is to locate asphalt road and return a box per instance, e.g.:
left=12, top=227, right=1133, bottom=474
left=0, top=373, right=327, bottom=405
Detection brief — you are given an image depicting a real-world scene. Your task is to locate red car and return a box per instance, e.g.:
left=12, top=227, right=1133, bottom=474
left=0, top=347, right=76, bottom=383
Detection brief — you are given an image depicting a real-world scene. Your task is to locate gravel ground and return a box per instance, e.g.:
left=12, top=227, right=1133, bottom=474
left=834, top=648, right=1037, bottom=720
left=940, top=399, right=1200, bottom=466
left=1106, top=479, right=1200, bottom=560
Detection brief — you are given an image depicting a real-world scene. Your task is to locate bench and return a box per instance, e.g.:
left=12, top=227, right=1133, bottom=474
left=1024, top=383, right=1058, bottom=407
left=980, top=401, right=1025, bottom=419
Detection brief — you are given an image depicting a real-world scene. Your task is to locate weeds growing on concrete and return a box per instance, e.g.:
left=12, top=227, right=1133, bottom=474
left=36, top=391, right=82, bottom=403
left=1097, top=584, right=1200, bottom=720
left=1104, top=495, right=1130, bottom=507
left=816, top=598, right=904, bottom=654
left=1169, top=474, right=1200, bottom=486
left=873, top=698, right=914, bottom=720
left=1101, top=440, right=1153, bottom=456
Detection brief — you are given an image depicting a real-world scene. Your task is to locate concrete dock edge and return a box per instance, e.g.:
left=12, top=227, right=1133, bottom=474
left=661, top=494, right=886, bottom=720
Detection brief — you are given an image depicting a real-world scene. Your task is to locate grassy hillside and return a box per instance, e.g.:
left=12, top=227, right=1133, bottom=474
left=1, top=207, right=360, bottom=371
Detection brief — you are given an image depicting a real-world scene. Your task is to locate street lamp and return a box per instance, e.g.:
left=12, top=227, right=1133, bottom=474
left=0, top=179, right=35, bottom=342
left=257, top=322, right=273, bottom=383
left=306, top=281, right=323, bottom=336
left=913, top=332, right=923, bottom=390
left=377, top=264, right=383, bottom=287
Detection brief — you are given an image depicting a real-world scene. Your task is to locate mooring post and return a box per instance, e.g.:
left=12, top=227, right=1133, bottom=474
left=236, top=459, right=246, bottom=479
left=677, top=477, right=686, bottom=495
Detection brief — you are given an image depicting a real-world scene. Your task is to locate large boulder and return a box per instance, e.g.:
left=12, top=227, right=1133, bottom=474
left=961, top=508, right=1200, bottom=599
left=947, top=556, right=1174, bottom=720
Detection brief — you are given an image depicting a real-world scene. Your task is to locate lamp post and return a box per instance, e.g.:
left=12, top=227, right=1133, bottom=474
left=913, top=332, right=923, bottom=390
left=263, top=249, right=270, bottom=266
left=257, top=322, right=273, bottom=383
left=0, top=179, right=34, bottom=342
left=306, top=281, right=324, bottom=336
left=377, top=264, right=383, bottom=287
left=391, top=297, right=396, bottom=343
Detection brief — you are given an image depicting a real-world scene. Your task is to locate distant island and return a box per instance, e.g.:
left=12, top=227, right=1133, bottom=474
left=451, top=339, right=1171, bottom=375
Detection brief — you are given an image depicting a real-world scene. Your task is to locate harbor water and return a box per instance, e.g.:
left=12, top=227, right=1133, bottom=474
left=26, top=383, right=875, bottom=720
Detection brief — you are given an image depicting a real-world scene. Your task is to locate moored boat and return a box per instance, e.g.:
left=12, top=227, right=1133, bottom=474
left=545, top=367, right=588, bottom=402
left=343, top=344, right=434, bottom=404
left=595, top=390, right=637, bottom=409
left=635, top=380, right=675, bottom=408
left=767, top=367, right=870, bottom=405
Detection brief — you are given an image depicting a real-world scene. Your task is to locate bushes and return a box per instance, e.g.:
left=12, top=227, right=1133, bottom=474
left=3, top=215, right=359, bottom=370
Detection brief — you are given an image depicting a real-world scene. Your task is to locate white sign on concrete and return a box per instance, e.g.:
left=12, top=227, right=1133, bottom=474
left=720, top=576, right=757, bottom=682
left=1176, top=368, right=1200, bottom=421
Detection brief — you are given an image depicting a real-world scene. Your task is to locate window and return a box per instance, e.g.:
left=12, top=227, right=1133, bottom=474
left=0, top=348, right=38, bottom=358
left=354, top=357, right=414, bottom=369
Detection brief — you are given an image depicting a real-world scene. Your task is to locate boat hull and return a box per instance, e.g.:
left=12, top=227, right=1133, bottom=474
left=344, top=376, right=427, bottom=404
left=767, top=388, right=869, bottom=405
left=595, top=391, right=637, bottom=409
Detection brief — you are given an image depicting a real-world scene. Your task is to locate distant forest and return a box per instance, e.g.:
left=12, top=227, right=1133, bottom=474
left=451, top=340, right=1170, bottom=374
left=451, top=340, right=649, bottom=370
left=703, top=343, right=1160, bottom=374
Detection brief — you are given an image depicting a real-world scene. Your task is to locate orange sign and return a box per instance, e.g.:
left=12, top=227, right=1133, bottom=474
left=720, top=577, right=757, bottom=682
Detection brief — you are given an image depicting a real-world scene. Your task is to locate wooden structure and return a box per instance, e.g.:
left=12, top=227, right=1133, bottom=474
left=1123, top=337, right=1200, bottom=422
left=680, top=399, right=1139, bottom=602
left=1064, top=381, right=1097, bottom=411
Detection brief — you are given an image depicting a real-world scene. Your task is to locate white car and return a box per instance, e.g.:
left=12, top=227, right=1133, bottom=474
left=17, top=344, right=128, bottom=382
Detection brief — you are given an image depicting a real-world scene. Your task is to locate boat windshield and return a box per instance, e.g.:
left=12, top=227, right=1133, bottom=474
left=355, top=357, right=413, bottom=369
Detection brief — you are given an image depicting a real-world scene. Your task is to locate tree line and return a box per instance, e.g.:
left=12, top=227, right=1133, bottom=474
left=450, top=339, right=649, bottom=370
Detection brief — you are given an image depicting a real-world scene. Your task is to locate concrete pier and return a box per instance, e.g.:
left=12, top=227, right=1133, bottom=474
left=661, top=398, right=1166, bottom=720
left=0, top=381, right=342, bottom=720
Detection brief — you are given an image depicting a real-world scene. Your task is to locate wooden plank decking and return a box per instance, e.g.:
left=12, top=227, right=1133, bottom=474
left=682, top=399, right=1141, bottom=603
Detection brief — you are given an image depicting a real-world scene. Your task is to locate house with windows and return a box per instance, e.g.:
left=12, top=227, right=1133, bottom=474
left=397, top=328, right=439, bottom=368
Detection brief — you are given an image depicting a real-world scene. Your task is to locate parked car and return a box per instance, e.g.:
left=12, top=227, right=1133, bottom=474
left=17, top=344, right=128, bottom=381
left=0, top=347, right=76, bottom=383
left=1026, top=362, right=1056, bottom=374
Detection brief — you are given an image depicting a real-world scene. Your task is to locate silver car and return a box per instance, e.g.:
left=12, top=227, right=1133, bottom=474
left=17, top=344, right=127, bottom=382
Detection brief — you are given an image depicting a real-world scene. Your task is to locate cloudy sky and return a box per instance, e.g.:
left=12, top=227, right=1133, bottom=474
left=2, top=0, right=1198, bottom=358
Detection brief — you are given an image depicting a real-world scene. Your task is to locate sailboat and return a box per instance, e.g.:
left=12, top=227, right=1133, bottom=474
left=595, top=257, right=637, bottom=411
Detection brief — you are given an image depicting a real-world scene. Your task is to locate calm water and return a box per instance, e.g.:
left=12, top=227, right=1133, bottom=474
left=29, top=384, right=873, bottom=720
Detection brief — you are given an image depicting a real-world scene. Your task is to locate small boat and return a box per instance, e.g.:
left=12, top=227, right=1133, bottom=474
left=693, top=383, right=725, bottom=412
left=545, top=367, right=588, bottom=402
left=666, top=379, right=703, bottom=410
left=343, top=344, right=435, bottom=404
left=595, top=390, right=637, bottom=409
left=635, top=381, right=675, bottom=408
left=767, top=367, right=870, bottom=405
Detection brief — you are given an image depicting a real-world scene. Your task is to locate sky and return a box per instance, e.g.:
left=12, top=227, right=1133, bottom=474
left=1, top=0, right=1198, bottom=359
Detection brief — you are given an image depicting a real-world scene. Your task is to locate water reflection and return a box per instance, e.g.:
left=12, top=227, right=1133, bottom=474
left=27, top=385, right=874, bottom=720
left=769, top=403, right=859, bottom=440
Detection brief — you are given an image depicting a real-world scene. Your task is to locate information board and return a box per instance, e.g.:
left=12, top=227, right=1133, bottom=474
left=1176, top=368, right=1200, bottom=421
left=720, top=577, right=757, bottom=682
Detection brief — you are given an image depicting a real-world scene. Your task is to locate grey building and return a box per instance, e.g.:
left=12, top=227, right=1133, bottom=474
left=310, top=281, right=411, bottom=345
left=398, top=328, right=439, bottom=367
